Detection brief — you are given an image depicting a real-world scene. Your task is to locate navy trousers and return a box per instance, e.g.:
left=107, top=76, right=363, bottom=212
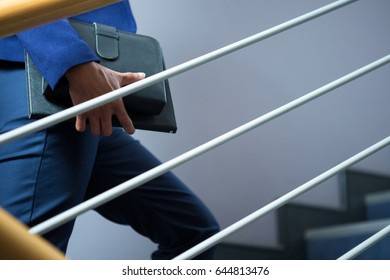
left=0, top=62, right=219, bottom=259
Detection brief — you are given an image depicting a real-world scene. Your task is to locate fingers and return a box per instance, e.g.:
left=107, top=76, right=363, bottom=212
left=96, top=100, right=135, bottom=136
left=75, top=115, right=86, bottom=133
left=74, top=101, right=135, bottom=136
left=115, top=106, right=135, bottom=134
left=94, top=71, right=143, bottom=136
left=100, top=113, right=113, bottom=136
left=67, top=62, right=145, bottom=136
left=120, top=72, right=145, bottom=87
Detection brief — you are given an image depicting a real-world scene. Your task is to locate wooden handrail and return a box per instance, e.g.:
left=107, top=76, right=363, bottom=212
left=0, top=0, right=120, bottom=37
left=0, top=208, right=66, bottom=260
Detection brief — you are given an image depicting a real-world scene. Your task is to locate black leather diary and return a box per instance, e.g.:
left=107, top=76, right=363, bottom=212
left=25, top=20, right=177, bottom=133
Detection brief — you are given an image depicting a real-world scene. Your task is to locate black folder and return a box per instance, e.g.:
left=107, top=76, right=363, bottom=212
left=25, top=20, right=177, bottom=133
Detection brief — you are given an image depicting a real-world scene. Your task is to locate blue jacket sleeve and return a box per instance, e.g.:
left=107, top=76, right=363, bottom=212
left=17, top=19, right=99, bottom=89
left=2, top=1, right=137, bottom=88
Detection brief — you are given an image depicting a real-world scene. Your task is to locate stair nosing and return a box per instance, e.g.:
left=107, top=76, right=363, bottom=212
left=365, top=190, right=390, bottom=205
left=305, top=218, right=390, bottom=240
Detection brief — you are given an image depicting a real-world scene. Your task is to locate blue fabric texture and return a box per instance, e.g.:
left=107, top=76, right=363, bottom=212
left=0, top=2, right=219, bottom=259
left=0, top=1, right=137, bottom=88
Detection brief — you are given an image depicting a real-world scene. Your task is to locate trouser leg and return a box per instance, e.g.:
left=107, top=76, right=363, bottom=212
left=0, top=65, right=99, bottom=252
left=0, top=123, right=100, bottom=252
left=0, top=64, right=219, bottom=259
left=86, top=129, right=220, bottom=259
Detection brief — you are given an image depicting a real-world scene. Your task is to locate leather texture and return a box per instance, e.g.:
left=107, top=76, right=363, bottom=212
left=25, top=20, right=177, bottom=133
left=94, top=22, right=119, bottom=60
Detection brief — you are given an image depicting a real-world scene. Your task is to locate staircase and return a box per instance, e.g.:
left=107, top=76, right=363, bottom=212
left=215, top=170, right=390, bottom=259
left=306, top=190, right=390, bottom=259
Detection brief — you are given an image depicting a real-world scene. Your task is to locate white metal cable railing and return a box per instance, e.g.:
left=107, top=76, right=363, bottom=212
left=338, top=224, right=390, bottom=260
left=173, top=134, right=390, bottom=260
left=27, top=55, right=390, bottom=238
left=1, top=0, right=389, bottom=260
left=0, top=0, right=357, bottom=145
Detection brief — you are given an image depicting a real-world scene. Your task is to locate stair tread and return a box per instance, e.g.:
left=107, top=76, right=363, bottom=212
left=305, top=218, right=390, bottom=240
left=365, top=190, right=390, bottom=205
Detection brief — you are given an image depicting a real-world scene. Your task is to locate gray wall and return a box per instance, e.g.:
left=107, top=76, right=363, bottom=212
left=67, top=0, right=390, bottom=259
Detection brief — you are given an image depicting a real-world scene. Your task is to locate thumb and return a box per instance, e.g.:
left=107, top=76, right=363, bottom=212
left=120, top=72, right=146, bottom=86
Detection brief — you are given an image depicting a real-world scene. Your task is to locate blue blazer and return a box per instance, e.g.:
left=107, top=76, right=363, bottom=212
left=0, top=1, right=137, bottom=89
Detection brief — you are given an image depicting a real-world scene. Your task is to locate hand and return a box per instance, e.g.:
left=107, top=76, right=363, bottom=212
left=65, top=62, right=145, bottom=136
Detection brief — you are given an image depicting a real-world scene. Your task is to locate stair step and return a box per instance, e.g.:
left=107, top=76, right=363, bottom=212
left=365, top=191, right=390, bottom=220
left=305, top=218, right=390, bottom=259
